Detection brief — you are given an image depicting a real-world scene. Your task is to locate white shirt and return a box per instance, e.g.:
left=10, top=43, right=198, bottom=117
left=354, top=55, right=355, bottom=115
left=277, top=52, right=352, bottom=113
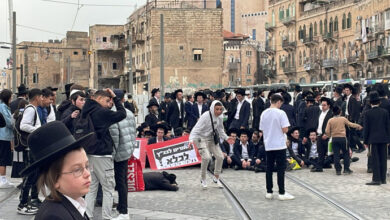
left=234, top=99, right=244, bottom=120
left=64, top=195, right=87, bottom=217
left=228, top=143, right=234, bottom=156
left=240, top=141, right=250, bottom=160
left=291, top=141, right=299, bottom=155
left=197, top=103, right=203, bottom=116
left=309, top=141, right=318, bottom=158
left=176, top=99, right=182, bottom=119
left=260, top=108, right=290, bottom=151
left=317, top=110, right=329, bottom=135
left=154, top=96, right=160, bottom=105
left=345, top=94, right=352, bottom=116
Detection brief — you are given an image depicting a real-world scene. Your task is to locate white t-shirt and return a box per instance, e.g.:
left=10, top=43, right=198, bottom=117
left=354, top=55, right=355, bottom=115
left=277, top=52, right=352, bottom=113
left=259, top=108, right=290, bottom=151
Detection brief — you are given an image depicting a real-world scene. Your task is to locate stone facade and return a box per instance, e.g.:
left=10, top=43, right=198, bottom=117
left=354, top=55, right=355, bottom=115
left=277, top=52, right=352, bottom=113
left=265, top=0, right=390, bottom=84
left=126, top=2, right=224, bottom=95
left=89, top=25, right=126, bottom=90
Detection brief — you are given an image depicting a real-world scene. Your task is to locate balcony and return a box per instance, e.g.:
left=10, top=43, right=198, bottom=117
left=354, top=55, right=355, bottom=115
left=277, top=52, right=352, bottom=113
left=347, top=55, right=364, bottom=67
left=265, top=22, right=276, bottom=32
left=304, top=62, right=316, bottom=73
left=322, top=32, right=338, bottom=43
left=322, top=59, right=338, bottom=69
left=374, top=23, right=385, bottom=35
left=264, top=69, right=276, bottom=79
left=132, top=34, right=145, bottom=44
left=299, top=0, right=315, bottom=4
left=368, top=47, right=383, bottom=61
left=281, top=16, right=296, bottom=26
left=303, top=36, right=319, bottom=46
left=282, top=40, right=296, bottom=51
left=381, top=46, right=390, bottom=59
left=265, top=45, right=276, bottom=55
left=283, top=65, right=296, bottom=75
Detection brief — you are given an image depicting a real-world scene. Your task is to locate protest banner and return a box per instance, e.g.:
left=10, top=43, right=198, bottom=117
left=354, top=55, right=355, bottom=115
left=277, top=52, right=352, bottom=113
left=146, top=135, right=201, bottom=170
left=134, top=138, right=147, bottom=168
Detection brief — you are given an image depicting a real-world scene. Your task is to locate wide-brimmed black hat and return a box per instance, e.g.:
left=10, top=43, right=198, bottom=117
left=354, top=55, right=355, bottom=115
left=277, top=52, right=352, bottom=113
left=305, top=95, right=315, bottom=102
left=343, top=84, right=353, bottom=91
left=151, top=88, right=160, bottom=96
left=235, top=88, right=246, bottom=96
left=369, top=91, right=380, bottom=103
left=194, top=91, right=206, bottom=100
left=227, top=128, right=240, bottom=136
left=173, top=89, right=183, bottom=98
left=147, top=101, right=159, bottom=108
left=215, top=90, right=225, bottom=99
left=238, top=128, right=251, bottom=137
left=46, top=86, right=58, bottom=92
left=16, top=84, right=29, bottom=95
left=20, top=121, right=93, bottom=176
left=62, top=83, right=74, bottom=95
left=152, top=123, right=169, bottom=135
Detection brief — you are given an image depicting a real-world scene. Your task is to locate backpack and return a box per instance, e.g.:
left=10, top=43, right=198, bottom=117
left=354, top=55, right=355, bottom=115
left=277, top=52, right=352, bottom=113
left=14, top=105, right=37, bottom=152
left=72, top=111, right=97, bottom=154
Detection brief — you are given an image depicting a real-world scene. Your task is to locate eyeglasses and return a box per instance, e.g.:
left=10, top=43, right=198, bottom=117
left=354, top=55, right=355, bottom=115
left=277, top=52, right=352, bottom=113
left=62, top=164, right=93, bottom=178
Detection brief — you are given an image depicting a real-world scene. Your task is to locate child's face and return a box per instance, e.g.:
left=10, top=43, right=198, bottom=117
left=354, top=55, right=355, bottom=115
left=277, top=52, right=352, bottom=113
left=240, top=134, right=248, bottom=143
left=292, top=130, right=299, bottom=139
left=309, top=132, right=317, bottom=142
left=55, top=148, right=91, bottom=200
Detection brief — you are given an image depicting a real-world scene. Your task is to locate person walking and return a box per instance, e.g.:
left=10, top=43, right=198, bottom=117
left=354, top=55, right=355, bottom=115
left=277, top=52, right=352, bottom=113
left=0, top=89, right=14, bottom=188
left=260, top=94, right=294, bottom=200
left=189, top=101, right=235, bottom=189
left=363, top=91, right=390, bottom=185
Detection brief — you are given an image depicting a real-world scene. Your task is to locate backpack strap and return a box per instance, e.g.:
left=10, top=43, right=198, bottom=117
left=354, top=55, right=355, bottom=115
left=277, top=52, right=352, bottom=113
left=24, top=105, right=38, bottom=126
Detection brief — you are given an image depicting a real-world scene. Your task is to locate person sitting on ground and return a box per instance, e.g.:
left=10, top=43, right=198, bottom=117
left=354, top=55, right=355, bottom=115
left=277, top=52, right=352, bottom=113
left=148, top=124, right=169, bottom=145
left=143, top=171, right=178, bottom=191
left=232, top=129, right=255, bottom=170
left=303, top=129, right=321, bottom=170
left=287, top=127, right=305, bottom=164
left=60, top=91, right=86, bottom=133
left=20, top=122, right=93, bottom=220
left=145, top=102, right=161, bottom=128
left=251, top=130, right=267, bottom=173
left=220, top=128, right=239, bottom=169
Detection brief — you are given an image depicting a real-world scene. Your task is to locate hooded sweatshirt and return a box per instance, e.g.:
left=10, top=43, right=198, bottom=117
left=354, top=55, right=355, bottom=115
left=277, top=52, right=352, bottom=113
left=189, top=100, right=228, bottom=141
left=82, top=97, right=126, bottom=155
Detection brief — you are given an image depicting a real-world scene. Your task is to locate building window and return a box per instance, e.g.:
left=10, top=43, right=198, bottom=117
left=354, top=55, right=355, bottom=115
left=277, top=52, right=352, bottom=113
left=246, top=51, right=252, bottom=56
left=299, top=51, right=302, bottom=66
left=320, top=20, right=323, bottom=35
left=179, top=46, right=184, bottom=50
left=347, top=12, right=352, bottom=28
left=193, top=49, right=203, bottom=61
left=73, top=51, right=78, bottom=55
left=247, top=64, right=251, bottom=75
left=113, top=62, right=117, bottom=70
left=324, top=19, right=328, bottom=34
left=98, top=63, right=102, bottom=76
left=299, top=77, right=306, bottom=84
left=103, top=37, right=107, bottom=42
left=83, top=51, right=86, bottom=55
left=342, top=14, right=346, bottom=29
left=33, top=73, right=39, bottom=84
left=314, top=22, right=317, bottom=36
left=335, top=16, right=339, bottom=32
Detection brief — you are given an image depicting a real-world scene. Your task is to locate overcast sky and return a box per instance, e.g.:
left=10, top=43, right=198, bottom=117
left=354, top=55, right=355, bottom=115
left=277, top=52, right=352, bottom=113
left=0, top=0, right=146, bottom=69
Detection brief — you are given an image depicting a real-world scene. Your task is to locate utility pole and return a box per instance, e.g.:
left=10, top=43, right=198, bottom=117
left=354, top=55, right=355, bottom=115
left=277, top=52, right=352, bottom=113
left=330, top=68, right=334, bottom=97
left=160, top=13, right=164, bottom=102
left=12, top=11, right=16, bottom=93
left=128, top=32, right=133, bottom=94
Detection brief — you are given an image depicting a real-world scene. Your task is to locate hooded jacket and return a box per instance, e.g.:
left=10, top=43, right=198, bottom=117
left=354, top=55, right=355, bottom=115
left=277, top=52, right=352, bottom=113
left=82, top=97, right=126, bottom=155
left=57, top=100, right=72, bottom=119
left=60, top=105, right=80, bottom=133
left=189, top=100, right=228, bottom=141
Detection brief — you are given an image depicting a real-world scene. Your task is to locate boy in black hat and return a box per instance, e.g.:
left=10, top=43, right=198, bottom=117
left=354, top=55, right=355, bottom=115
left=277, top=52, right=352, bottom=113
left=167, top=89, right=184, bottom=130
left=188, top=91, right=208, bottom=129
left=232, top=129, right=255, bottom=170
left=10, top=84, right=29, bottom=114
left=364, top=91, right=390, bottom=185
left=150, top=88, right=161, bottom=106
left=148, top=124, right=169, bottom=145
left=160, top=93, right=171, bottom=121
left=20, top=122, right=93, bottom=219
left=220, top=128, right=239, bottom=168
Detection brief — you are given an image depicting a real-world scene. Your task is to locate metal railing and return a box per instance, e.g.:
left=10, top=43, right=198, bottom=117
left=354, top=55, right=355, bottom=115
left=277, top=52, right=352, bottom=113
left=322, top=58, right=338, bottom=68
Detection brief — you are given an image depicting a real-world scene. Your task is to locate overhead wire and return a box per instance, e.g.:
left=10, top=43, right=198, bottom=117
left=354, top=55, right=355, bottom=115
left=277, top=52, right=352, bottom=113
left=16, top=24, right=65, bottom=36
left=70, top=0, right=82, bottom=31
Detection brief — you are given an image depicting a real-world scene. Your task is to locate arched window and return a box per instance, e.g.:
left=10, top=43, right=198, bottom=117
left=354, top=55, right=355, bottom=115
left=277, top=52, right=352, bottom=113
left=324, top=46, right=328, bottom=58
left=292, top=4, right=295, bottom=16
left=286, top=4, right=290, bottom=17
left=348, top=42, right=352, bottom=57
left=347, top=12, right=352, bottom=28
left=334, top=16, right=338, bottom=32
left=299, top=51, right=302, bottom=66
left=272, top=10, right=275, bottom=25
left=303, top=25, right=306, bottom=39
left=299, top=77, right=306, bottom=84
left=342, top=13, right=346, bottom=30
left=343, top=43, right=347, bottom=59
left=324, top=19, right=328, bottom=34
left=311, top=76, right=318, bottom=83
left=289, top=79, right=295, bottom=83
left=299, top=26, right=302, bottom=39
left=279, top=55, right=282, bottom=67
left=342, top=73, right=349, bottom=79
left=303, top=50, right=306, bottom=63
left=247, top=64, right=251, bottom=75
left=314, top=48, right=318, bottom=59
left=329, top=17, right=333, bottom=34
left=314, top=22, right=317, bottom=36
left=320, top=20, right=323, bottom=35
left=310, top=23, right=313, bottom=38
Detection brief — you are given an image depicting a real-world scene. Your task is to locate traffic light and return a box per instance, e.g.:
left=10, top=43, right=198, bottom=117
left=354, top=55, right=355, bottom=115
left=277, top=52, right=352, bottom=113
left=143, top=83, right=148, bottom=91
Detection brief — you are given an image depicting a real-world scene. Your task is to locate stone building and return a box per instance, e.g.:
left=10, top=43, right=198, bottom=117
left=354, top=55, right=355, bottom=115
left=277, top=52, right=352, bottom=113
left=89, top=25, right=126, bottom=89
left=126, top=1, right=224, bottom=94
left=265, top=0, right=390, bottom=84
left=11, top=31, right=90, bottom=96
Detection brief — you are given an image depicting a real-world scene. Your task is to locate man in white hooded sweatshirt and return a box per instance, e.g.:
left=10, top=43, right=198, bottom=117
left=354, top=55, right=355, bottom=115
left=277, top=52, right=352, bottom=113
left=190, top=101, right=235, bottom=189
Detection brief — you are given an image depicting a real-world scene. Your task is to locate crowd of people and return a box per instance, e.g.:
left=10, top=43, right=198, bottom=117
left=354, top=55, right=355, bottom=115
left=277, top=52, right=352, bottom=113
left=0, top=80, right=388, bottom=218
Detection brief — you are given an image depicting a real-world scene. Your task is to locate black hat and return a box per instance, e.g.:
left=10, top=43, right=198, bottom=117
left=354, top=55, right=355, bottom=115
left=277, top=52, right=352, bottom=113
left=62, top=83, right=74, bottom=95
left=152, top=123, right=168, bottom=135
left=20, top=121, right=93, bottom=176
left=147, top=101, right=159, bottom=108
left=294, top=85, right=302, bottom=92
left=164, top=93, right=171, bottom=98
left=16, top=84, right=29, bottom=95
left=334, top=86, right=344, bottom=95
left=287, top=126, right=300, bottom=138
left=369, top=91, right=380, bottom=103
left=320, top=97, right=331, bottom=104
left=235, top=88, right=246, bottom=96
left=227, top=128, right=240, bottom=136
left=215, top=90, right=225, bottom=99
left=305, top=95, right=315, bottom=102
left=162, top=171, right=177, bottom=184
left=144, top=130, right=155, bottom=137
left=306, top=128, right=317, bottom=135
left=238, top=128, right=251, bottom=137
left=174, top=89, right=183, bottom=98
left=113, top=89, right=125, bottom=100
left=343, top=84, right=353, bottom=90
left=46, top=86, right=58, bottom=92
left=151, top=88, right=160, bottom=96
left=194, top=91, right=206, bottom=100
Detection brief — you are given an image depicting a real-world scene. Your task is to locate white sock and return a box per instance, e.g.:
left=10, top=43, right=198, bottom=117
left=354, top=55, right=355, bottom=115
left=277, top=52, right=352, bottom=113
left=0, top=175, right=6, bottom=183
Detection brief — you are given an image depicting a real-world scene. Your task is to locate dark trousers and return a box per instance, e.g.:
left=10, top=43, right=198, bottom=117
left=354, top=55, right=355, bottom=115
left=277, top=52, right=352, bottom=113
left=332, top=137, right=350, bottom=172
left=114, top=160, right=128, bottom=214
left=317, top=137, right=329, bottom=169
left=252, top=116, right=260, bottom=131
left=231, top=156, right=250, bottom=169
left=222, top=156, right=237, bottom=168
left=20, top=151, right=38, bottom=204
left=370, top=143, right=388, bottom=182
left=229, top=119, right=242, bottom=130
left=251, top=160, right=267, bottom=171
left=266, top=149, right=286, bottom=194
left=347, top=128, right=364, bottom=151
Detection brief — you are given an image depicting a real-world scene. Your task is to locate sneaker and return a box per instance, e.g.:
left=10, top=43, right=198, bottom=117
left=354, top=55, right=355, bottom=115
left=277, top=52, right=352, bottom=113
left=265, top=193, right=273, bottom=200
left=17, top=203, right=38, bottom=215
left=201, top=179, right=207, bottom=189
left=212, top=176, right=223, bottom=188
left=0, top=179, right=14, bottom=189
left=112, top=213, right=129, bottom=220
left=30, top=198, right=42, bottom=208
left=278, top=192, right=295, bottom=201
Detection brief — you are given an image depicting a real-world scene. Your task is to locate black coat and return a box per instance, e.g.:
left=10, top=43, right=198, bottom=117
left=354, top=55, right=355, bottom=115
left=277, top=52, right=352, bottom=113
left=160, top=101, right=170, bottom=122
left=363, top=106, right=390, bottom=144
left=147, top=136, right=169, bottom=145
left=252, top=141, right=266, bottom=162
left=227, top=99, right=251, bottom=128
left=145, top=113, right=160, bottom=127
left=379, top=97, right=390, bottom=117
left=188, top=103, right=208, bottom=129
left=318, top=110, right=333, bottom=136
left=167, top=100, right=184, bottom=129
left=10, top=97, right=25, bottom=114
left=220, top=140, right=237, bottom=156
left=0, top=112, right=5, bottom=128
left=57, top=100, right=72, bottom=120
left=347, top=96, right=361, bottom=122
left=303, top=105, right=320, bottom=136
left=296, top=100, right=306, bottom=127
left=143, top=172, right=178, bottom=191
left=233, top=141, right=255, bottom=160
left=60, top=105, right=80, bottom=133
left=304, top=141, right=319, bottom=160
left=35, top=195, right=89, bottom=220
left=281, top=103, right=296, bottom=127
left=81, top=97, right=126, bottom=155
left=184, top=101, right=193, bottom=124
